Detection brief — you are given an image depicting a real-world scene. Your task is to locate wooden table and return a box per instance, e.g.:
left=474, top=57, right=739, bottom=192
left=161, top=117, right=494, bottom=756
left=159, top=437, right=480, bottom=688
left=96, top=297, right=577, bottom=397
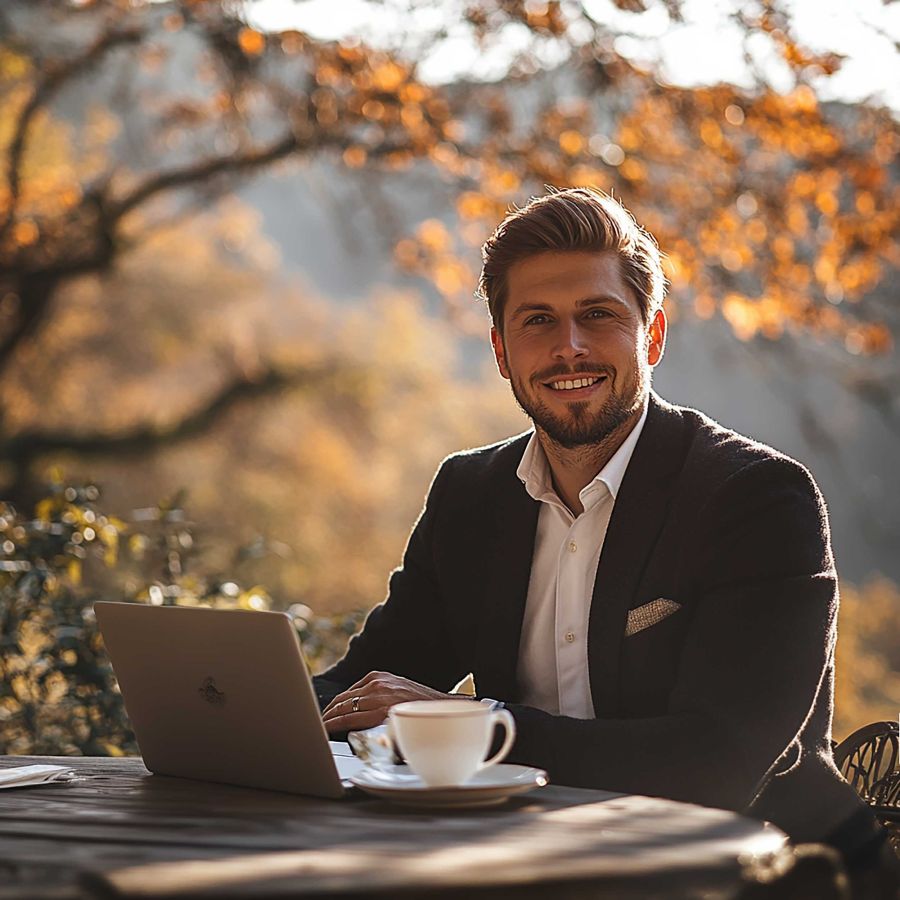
left=0, top=756, right=792, bottom=899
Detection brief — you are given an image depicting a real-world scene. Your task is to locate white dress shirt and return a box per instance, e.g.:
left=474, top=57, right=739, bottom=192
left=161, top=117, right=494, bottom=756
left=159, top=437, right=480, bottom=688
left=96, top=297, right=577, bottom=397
left=514, top=403, right=649, bottom=718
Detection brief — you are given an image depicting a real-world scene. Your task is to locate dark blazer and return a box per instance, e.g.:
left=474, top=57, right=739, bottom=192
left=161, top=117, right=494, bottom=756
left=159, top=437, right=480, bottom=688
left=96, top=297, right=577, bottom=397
left=318, top=392, right=872, bottom=849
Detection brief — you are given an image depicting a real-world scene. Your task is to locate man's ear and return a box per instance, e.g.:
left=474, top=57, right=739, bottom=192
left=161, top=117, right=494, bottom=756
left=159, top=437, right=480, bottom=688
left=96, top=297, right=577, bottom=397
left=647, top=308, right=667, bottom=368
left=490, top=326, right=511, bottom=380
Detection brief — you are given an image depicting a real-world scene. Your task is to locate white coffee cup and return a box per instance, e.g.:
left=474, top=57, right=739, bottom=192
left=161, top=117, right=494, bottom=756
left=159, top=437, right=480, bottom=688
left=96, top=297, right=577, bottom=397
left=387, top=699, right=516, bottom=787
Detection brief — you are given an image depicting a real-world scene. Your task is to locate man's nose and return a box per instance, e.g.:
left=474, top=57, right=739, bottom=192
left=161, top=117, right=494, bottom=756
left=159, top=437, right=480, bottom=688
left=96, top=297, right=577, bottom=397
left=553, top=319, right=589, bottom=359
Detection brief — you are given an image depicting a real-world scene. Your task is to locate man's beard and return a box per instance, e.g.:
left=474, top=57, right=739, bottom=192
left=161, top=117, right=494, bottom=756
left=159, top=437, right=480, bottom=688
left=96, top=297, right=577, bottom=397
left=509, top=364, right=646, bottom=450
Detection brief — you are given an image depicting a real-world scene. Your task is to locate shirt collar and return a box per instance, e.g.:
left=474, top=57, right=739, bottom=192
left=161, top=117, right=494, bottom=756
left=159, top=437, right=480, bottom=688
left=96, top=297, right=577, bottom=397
left=516, top=399, right=649, bottom=508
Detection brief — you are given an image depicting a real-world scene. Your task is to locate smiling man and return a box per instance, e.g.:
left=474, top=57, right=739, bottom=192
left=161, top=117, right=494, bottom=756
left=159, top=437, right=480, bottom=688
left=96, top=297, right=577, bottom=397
left=315, top=188, right=884, bottom=876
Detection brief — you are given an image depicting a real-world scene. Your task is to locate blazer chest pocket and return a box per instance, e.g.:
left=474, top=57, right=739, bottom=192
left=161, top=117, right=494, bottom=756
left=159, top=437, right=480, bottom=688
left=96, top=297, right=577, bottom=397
left=624, top=598, right=682, bottom=637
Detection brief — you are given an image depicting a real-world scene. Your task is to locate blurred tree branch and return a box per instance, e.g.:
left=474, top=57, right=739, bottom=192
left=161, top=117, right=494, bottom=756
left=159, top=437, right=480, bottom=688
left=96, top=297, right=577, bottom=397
left=0, top=362, right=343, bottom=499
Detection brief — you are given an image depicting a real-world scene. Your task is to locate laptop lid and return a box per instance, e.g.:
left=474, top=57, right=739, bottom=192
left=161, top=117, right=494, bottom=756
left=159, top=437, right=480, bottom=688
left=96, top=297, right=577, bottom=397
left=94, top=601, right=363, bottom=798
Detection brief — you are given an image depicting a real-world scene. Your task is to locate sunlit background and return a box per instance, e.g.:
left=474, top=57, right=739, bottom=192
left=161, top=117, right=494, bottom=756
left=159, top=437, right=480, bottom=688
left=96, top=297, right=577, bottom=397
left=0, top=0, right=897, bottom=755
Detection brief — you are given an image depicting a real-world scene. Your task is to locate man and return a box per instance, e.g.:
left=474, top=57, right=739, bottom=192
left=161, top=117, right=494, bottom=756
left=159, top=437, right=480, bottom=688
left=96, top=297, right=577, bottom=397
left=315, top=188, right=883, bottom=869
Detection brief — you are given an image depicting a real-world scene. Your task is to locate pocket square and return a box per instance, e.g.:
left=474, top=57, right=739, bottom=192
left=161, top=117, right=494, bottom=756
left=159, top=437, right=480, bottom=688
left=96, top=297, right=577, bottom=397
left=625, top=598, right=681, bottom=637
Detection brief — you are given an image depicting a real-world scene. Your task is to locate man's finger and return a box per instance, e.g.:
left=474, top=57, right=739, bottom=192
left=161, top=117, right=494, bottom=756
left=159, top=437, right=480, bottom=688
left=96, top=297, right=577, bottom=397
left=322, top=706, right=390, bottom=733
left=323, top=685, right=379, bottom=716
left=322, top=694, right=355, bottom=717
left=323, top=690, right=388, bottom=721
left=322, top=673, right=390, bottom=715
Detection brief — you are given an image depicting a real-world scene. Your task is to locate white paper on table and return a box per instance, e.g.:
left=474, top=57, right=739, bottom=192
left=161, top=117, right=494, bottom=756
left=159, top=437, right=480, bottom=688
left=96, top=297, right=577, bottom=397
left=0, top=764, right=76, bottom=789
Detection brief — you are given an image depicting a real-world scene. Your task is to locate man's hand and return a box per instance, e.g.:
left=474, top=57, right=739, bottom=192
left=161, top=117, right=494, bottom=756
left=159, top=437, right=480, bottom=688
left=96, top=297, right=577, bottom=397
left=321, top=671, right=457, bottom=733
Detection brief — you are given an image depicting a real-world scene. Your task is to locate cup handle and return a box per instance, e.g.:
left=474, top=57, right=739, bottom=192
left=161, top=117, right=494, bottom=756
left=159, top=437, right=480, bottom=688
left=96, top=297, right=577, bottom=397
left=478, top=709, right=516, bottom=771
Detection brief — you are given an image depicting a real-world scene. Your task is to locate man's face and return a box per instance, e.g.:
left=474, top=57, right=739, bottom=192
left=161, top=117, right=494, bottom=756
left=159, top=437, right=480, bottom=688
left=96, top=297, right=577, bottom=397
left=490, top=251, right=666, bottom=450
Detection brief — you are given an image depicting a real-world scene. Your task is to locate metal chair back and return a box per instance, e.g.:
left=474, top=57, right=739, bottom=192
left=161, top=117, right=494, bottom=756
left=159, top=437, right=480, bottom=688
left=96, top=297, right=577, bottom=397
left=833, top=721, right=898, bottom=802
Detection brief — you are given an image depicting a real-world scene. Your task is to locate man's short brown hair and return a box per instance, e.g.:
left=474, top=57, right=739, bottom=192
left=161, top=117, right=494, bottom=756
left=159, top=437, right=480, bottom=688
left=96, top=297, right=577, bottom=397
left=476, top=188, right=666, bottom=330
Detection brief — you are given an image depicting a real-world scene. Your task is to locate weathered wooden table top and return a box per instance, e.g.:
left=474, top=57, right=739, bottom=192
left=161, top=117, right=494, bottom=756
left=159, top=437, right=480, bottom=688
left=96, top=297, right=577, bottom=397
left=0, top=756, right=788, bottom=899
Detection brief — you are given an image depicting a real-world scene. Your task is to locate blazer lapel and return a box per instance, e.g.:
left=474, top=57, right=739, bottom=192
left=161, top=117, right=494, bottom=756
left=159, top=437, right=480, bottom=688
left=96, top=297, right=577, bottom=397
left=588, top=394, right=690, bottom=716
left=475, top=441, right=539, bottom=702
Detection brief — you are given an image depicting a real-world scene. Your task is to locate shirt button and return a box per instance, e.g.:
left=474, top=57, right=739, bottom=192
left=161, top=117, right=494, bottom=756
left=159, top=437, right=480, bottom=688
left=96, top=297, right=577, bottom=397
left=568, top=541, right=577, bottom=553
left=565, top=631, right=575, bottom=643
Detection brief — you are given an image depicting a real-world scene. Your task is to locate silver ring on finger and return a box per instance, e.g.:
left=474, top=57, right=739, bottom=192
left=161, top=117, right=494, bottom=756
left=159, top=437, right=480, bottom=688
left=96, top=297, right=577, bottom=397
left=351, top=696, right=361, bottom=713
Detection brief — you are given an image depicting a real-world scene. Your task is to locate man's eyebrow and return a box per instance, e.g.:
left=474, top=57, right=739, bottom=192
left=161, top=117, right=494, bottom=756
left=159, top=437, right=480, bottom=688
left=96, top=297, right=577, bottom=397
left=578, top=294, right=630, bottom=308
left=508, top=295, right=629, bottom=318
left=508, top=301, right=553, bottom=319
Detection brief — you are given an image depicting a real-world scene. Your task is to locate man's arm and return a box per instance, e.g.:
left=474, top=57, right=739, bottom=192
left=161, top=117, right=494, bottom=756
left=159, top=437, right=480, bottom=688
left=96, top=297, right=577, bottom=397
left=505, top=456, right=838, bottom=810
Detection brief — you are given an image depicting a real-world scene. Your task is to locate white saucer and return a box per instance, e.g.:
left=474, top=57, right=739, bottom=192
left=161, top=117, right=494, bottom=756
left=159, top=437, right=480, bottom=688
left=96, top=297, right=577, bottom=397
left=350, top=763, right=549, bottom=808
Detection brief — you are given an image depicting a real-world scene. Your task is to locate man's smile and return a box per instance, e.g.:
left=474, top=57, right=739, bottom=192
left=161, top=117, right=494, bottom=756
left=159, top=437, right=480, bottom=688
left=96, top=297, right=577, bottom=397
left=542, top=375, right=606, bottom=392
left=539, top=373, right=609, bottom=398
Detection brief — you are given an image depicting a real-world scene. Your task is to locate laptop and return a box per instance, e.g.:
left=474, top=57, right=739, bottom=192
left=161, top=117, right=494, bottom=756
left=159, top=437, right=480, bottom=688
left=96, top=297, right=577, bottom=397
left=94, top=601, right=365, bottom=797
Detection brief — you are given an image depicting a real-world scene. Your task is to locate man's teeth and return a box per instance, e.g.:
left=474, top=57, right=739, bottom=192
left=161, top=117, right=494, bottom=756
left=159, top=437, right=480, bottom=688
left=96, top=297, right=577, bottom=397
left=550, top=376, right=601, bottom=391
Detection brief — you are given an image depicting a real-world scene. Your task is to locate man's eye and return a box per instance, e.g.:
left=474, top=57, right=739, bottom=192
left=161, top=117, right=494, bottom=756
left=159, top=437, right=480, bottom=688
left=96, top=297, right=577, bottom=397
left=524, top=314, right=550, bottom=326
left=586, top=308, right=611, bottom=320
